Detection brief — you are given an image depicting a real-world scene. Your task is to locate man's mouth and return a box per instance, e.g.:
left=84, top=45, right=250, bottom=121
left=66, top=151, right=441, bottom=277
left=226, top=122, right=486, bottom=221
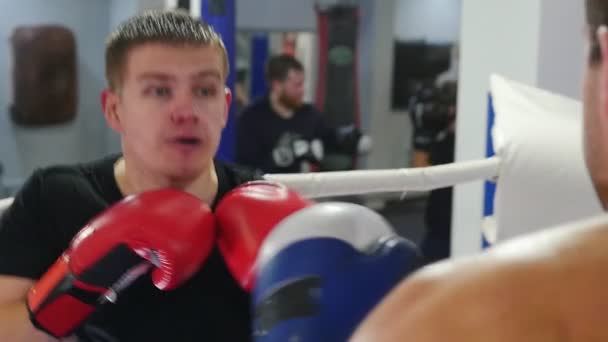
left=173, top=137, right=202, bottom=146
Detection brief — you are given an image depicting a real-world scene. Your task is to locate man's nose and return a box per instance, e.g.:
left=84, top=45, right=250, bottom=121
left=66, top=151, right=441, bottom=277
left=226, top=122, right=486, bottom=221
left=170, top=92, right=199, bottom=125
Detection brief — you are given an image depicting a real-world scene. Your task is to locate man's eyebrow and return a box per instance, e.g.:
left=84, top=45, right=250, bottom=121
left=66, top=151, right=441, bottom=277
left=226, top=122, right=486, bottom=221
left=192, top=70, right=222, bottom=81
left=135, top=70, right=222, bottom=83
left=136, top=72, right=176, bottom=82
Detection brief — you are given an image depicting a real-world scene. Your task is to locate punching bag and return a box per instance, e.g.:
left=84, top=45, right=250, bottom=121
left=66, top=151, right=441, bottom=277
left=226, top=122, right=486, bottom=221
left=10, top=25, right=77, bottom=127
left=316, top=5, right=361, bottom=170
left=201, top=0, right=236, bottom=162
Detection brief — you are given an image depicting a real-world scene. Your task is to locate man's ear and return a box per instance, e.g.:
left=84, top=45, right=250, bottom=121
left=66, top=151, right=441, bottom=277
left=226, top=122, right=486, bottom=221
left=101, top=88, right=123, bottom=134
left=597, top=26, right=608, bottom=79
left=269, top=80, right=280, bottom=93
left=224, top=87, right=233, bottom=123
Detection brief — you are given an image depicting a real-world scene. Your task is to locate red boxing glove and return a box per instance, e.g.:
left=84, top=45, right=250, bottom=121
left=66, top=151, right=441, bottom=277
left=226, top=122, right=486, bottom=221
left=27, top=189, right=215, bottom=338
left=216, top=181, right=312, bottom=291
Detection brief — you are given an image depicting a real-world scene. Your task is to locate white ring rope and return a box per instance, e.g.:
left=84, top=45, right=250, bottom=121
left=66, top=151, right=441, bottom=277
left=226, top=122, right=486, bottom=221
left=0, top=197, right=13, bottom=213
left=263, top=156, right=501, bottom=199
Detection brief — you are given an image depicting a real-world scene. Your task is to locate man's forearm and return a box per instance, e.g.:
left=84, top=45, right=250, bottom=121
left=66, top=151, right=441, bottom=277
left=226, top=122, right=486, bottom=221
left=0, top=301, right=65, bottom=342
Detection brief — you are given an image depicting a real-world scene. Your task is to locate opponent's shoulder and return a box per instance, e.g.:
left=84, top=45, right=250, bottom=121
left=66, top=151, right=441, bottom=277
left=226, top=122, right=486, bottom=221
left=354, top=255, right=553, bottom=342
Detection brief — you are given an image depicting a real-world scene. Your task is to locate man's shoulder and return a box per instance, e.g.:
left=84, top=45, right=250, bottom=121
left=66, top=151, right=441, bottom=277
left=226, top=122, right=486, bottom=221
left=241, top=97, right=272, bottom=116
left=33, top=154, right=119, bottom=190
left=214, top=160, right=263, bottom=206
left=16, top=154, right=120, bottom=211
left=299, top=103, right=323, bottom=116
left=21, top=163, right=86, bottom=197
left=216, top=159, right=263, bottom=186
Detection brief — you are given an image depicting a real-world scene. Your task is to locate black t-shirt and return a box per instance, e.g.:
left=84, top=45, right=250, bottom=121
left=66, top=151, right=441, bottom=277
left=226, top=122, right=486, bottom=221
left=0, top=154, right=258, bottom=342
left=235, top=96, right=330, bottom=174
left=425, top=132, right=455, bottom=238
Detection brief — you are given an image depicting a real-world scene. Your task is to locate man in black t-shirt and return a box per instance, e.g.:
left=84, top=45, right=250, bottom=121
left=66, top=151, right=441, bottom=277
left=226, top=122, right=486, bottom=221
left=408, top=81, right=457, bottom=262
left=0, top=10, right=258, bottom=342
left=235, top=54, right=367, bottom=174
left=236, top=55, right=328, bottom=174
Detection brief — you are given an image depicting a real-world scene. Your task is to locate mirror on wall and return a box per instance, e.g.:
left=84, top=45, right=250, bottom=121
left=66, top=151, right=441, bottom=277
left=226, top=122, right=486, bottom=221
left=390, top=0, right=461, bottom=111
left=390, top=0, right=462, bottom=263
left=235, top=30, right=317, bottom=113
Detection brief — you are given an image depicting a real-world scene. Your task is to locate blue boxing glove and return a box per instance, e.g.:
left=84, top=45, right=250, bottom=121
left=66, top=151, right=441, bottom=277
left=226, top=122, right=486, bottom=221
left=251, top=202, right=423, bottom=342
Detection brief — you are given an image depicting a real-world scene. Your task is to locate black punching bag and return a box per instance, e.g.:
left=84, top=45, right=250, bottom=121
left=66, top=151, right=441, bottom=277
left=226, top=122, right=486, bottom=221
left=10, top=25, right=77, bottom=127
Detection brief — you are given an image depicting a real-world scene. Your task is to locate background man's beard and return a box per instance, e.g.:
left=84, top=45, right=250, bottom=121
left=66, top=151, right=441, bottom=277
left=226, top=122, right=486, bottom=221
left=279, top=93, right=303, bottom=110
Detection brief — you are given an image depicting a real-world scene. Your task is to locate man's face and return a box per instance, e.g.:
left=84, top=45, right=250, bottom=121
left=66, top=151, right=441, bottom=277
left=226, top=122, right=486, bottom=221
left=583, top=25, right=608, bottom=206
left=276, top=69, right=305, bottom=110
left=103, top=43, right=231, bottom=180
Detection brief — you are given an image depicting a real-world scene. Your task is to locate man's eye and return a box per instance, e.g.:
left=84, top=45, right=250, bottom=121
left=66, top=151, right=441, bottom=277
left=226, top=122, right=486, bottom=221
left=146, top=87, right=171, bottom=97
left=195, top=87, right=215, bottom=97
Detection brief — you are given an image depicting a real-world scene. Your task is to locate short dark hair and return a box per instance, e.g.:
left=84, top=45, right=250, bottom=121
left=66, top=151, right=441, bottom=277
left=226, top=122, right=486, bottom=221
left=105, top=9, right=228, bottom=90
left=586, top=0, right=608, bottom=64
left=265, top=54, right=304, bottom=82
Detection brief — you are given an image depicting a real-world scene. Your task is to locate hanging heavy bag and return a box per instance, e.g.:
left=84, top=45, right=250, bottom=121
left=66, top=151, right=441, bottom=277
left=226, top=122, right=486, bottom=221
left=10, top=25, right=77, bottom=127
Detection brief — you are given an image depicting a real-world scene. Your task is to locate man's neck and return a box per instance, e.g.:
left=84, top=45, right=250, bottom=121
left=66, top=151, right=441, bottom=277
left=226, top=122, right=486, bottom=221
left=270, top=92, right=294, bottom=119
left=594, top=181, right=608, bottom=211
left=114, top=157, right=218, bottom=206
left=587, top=153, right=608, bottom=211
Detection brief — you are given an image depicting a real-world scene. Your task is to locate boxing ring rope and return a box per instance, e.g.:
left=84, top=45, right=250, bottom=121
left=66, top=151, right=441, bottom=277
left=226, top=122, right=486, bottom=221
left=264, top=156, right=501, bottom=199
left=0, top=75, right=601, bottom=248
left=0, top=158, right=500, bottom=214
left=264, top=73, right=606, bottom=246
left=0, top=197, right=13, bottom=214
